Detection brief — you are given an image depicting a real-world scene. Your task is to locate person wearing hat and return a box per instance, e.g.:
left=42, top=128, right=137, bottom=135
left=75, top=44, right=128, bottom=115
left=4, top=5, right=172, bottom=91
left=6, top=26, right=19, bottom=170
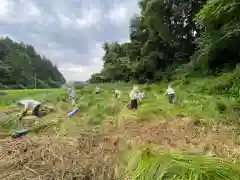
left=128, top=85, right=140, bottom=110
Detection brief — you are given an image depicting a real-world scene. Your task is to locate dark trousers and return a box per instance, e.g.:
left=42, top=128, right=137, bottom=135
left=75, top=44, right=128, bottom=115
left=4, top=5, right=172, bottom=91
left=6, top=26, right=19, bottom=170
left=130, top=99, right=138, bottom=109
left=168, top=94, right=175, bottom=104
left=32, top=105, right=40, bottom=117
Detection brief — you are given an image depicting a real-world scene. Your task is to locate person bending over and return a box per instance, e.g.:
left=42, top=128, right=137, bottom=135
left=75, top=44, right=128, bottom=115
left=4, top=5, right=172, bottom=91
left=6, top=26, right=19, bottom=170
left=17, top=99, right=41, bottom=119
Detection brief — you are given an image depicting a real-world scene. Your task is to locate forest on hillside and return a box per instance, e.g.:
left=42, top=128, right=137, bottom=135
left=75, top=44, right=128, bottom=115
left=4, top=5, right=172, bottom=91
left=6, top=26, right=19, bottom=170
left=0, top=37, right=65, bottom=89
left=89, top=0, right=240, bottom=83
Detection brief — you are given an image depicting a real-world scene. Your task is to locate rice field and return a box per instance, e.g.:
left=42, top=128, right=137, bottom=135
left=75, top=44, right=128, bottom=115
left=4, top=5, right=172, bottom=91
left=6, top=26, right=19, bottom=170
left=0, top=80, right=240, bottom=179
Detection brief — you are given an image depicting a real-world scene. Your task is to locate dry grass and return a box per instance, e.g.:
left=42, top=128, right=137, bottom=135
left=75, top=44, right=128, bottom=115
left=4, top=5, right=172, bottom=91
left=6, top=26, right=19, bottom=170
left=0, top=117, right=240, bottom=180
left=3, top=104, right=240, bottom=179
left=0, top=133, right=120, bottom=180
left=104, top=117, right=240, bottom=159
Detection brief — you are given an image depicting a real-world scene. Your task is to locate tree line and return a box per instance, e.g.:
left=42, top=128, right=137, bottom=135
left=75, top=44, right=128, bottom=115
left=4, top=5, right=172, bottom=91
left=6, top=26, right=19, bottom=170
left=89, top=0, right=240, bottom=83
left=0, top=37, right=65, bottom=89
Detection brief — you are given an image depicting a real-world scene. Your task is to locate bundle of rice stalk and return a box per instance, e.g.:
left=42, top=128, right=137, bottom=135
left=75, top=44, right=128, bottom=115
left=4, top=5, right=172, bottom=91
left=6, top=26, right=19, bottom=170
left=124, top=148, right=240, bottom=180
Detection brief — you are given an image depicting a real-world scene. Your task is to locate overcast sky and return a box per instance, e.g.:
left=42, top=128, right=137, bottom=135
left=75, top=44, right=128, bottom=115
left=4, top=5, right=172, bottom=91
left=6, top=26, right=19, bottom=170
left=0, top=0, right=140, bottom=81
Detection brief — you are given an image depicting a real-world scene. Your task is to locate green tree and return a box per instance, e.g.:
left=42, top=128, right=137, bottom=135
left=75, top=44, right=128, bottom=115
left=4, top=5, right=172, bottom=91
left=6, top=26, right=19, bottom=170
left=0, top=37, right=65, bottom=89
left=191, top=0, right=240, bottom=73
left=88, top=0, right=240, bottom=83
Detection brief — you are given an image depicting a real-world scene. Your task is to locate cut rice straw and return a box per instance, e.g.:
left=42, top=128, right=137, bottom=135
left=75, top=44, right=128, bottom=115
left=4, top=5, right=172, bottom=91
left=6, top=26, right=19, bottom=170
left=124, top=148, right=240, bottom=180
left=0, top=134, right=118, bottom=180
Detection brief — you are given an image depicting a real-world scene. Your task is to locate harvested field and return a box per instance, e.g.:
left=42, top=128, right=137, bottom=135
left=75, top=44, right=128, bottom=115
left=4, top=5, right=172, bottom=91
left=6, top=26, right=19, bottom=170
left=0, top=134, right=120, bottom=180
left=105, top=117, right=240, bottom=159
left=0, top=83, right=240, bottom=180
left=1, top=117, right=240, bottom=180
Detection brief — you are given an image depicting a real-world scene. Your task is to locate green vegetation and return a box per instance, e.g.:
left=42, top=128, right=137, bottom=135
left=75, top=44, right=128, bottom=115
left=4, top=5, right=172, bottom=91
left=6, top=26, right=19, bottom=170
left=0, top=37, right=65, bottom=89
left=89, top=0, right=239, bottom=85
left=0, top=89, right=65, bottom=109
left=125, top=149, right=240, bottom=180
left=0, top=89, right=65, bottom=133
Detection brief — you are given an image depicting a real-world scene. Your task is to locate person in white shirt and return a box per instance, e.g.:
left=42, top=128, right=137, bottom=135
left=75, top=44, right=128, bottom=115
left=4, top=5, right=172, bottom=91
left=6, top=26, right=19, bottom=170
left=164, top=84, right=175, bottom=104
left=114, top=89, right=120, bottom=98
left=96, top=86, right=100, bottom=94
left=68, top=87, right=72, bottom=99
left=17, top=99, right=41, bottom=119
left=128, top=85, right=140, bottom=109
left=69, top=85, right=76, bottom=105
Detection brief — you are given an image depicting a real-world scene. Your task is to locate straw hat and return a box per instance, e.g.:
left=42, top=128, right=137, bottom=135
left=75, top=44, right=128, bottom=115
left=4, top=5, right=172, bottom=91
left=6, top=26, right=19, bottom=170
left=133, top=85, right=139, bottom=91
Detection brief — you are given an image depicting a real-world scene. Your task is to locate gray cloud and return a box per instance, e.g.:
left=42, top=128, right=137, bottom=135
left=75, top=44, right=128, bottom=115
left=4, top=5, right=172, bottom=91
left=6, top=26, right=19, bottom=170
left=0, top=0, right=140, bottom=81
